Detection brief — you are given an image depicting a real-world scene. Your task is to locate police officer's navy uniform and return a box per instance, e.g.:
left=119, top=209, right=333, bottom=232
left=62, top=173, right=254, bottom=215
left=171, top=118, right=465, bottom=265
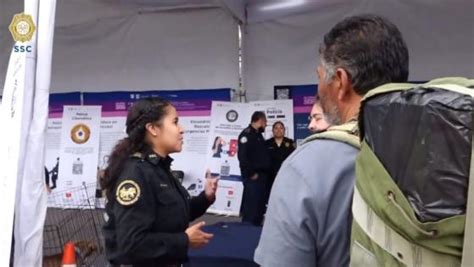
left=265, top=137, right=295, bottom=192
left=237, top=125, right=271, bottom=225
left=103, top=149, right=212, bottom=267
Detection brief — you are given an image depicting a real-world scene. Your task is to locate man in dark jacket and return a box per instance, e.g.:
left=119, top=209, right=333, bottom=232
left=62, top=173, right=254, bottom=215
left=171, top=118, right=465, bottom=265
left=237, top=111, right=271, bottom=226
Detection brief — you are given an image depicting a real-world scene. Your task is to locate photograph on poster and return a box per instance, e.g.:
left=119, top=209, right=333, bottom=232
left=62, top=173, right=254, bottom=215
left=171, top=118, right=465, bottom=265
left=211, top=136, right=238, bottom=158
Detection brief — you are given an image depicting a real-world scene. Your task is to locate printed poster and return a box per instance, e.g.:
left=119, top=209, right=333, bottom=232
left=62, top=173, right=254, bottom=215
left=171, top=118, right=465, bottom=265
left=51, top=105, right=101, bottom=208
left=44, top=92, right=81, bottom=195
left=206, top=100, right=293, bottom=215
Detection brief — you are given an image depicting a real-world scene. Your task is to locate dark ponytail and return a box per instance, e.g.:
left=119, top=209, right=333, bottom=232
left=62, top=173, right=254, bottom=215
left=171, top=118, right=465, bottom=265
left=102, top=97, right=171, bottom=198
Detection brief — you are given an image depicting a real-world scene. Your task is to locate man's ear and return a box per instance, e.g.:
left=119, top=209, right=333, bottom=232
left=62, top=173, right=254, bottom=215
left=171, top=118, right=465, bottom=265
left=145, top=122, right=159, bottom=137
left=335, top=68, right=352, bottom=101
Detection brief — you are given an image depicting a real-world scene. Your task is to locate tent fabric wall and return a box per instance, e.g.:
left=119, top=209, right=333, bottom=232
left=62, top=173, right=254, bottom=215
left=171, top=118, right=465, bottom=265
left=0, top=0, right=239, bottom=95
left=2, top=0, right=474, bottom=99
left=50, top=3, right=239, bottom=93
left=243, top=0, right=474, bottom=100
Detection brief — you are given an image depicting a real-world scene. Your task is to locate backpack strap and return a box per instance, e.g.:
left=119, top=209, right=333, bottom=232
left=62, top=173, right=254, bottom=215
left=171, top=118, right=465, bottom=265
left=302, top=120, right=361, bottom=149
left=425, top=77, right=474, bottom=89
left=461, top=131, right=474, bottom=267
left=352, top=186, right=461, bottom=266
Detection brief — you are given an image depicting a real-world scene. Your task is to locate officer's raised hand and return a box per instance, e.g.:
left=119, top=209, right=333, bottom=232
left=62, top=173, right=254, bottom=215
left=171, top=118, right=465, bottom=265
left=185, top=221, right=214, bottom=248
left=204, top=170, right=219, bottom=202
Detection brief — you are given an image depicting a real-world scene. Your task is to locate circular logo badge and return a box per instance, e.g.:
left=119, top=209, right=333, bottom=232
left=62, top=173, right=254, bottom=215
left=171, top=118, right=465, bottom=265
left=70, top=123, right=91, bottom=144
left=226, top=110, right=238, bottom=122
left=116, top=180, right=141, bottom=206
left=9, top=13, right=36, bottom=43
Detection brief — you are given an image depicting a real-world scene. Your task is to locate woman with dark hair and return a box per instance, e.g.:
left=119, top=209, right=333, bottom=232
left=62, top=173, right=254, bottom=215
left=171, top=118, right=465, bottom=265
left=211, top=136, right=225, bottom=158
left=265, top=121, right=295, bottom=193
left=308, top=96, right=331, bottom=133
left=102, top=97, right=218, bottom=267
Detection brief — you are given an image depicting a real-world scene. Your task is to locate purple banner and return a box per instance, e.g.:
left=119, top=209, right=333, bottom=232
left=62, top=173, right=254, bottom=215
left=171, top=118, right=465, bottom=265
left=48, top=92, right=81, bottom=118
left=83, top=89, right=231, bottom=117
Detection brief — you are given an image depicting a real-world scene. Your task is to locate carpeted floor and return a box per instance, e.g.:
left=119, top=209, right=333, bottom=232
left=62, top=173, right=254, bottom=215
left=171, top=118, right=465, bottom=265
left=42, top=208, right=242, bottom=267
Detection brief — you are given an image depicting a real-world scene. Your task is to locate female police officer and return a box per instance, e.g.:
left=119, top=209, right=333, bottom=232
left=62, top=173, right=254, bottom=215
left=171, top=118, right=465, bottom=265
left=102, top=97, right=218, bottom=267
left=265, top=121, right=295, bottom=192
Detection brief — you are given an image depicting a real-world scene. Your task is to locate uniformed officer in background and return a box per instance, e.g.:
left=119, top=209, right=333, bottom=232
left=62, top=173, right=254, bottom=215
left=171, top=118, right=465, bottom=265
left=237, top=111, right=271, bottom=226
left=265, top=121, right=295, bottom=194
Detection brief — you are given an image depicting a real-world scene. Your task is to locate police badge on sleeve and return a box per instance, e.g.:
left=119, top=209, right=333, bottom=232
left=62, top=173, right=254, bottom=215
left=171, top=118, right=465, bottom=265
left=116, top=180, right=141, bottom=206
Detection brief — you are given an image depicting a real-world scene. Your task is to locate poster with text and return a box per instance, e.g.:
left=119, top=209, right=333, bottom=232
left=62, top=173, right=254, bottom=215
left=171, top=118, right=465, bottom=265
left=207, top=180, right=244, bottom=216
left=251, top=99, right=294, bottom=140
left=51, top=105, right=101, bottom=208
left=206, top=100, right=293, bottom=215
left=291, top=85, right=317, bottom=145
left=45, top=93, right=81, bottom=195
left=207, top=101, right=249, bottom=180
left=195, top=100, right=246, bottom=215
left=207, top=100, right=294, bottom=179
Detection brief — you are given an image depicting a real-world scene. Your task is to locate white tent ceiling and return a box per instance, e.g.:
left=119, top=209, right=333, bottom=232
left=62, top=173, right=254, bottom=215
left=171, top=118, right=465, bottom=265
left=1, top=0, right=473, bottom=99
left=243, top=0, right=474, bottom=99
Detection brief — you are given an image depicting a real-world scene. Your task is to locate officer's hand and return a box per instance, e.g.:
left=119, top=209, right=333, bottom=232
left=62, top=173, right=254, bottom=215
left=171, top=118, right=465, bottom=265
left=204, top=170, right=219, bottom=202
left=185, top=221, right=214, bottom=248
left=250, top=173, right=259, bottom=180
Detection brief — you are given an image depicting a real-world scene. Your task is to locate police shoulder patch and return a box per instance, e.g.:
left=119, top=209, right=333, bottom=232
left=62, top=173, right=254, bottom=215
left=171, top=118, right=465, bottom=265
left=240, top=136, right=248, bottom=144
left=116, top=180, right=141, bottom=206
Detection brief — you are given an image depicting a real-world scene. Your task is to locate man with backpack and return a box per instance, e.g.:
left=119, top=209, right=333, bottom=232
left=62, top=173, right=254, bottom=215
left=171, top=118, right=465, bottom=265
left=254, top=14, right=409, bottom=267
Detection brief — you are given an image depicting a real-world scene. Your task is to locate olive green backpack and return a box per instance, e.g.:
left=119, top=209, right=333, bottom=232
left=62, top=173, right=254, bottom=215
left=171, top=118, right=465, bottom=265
left=303, top=77, right=474, bottom=267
